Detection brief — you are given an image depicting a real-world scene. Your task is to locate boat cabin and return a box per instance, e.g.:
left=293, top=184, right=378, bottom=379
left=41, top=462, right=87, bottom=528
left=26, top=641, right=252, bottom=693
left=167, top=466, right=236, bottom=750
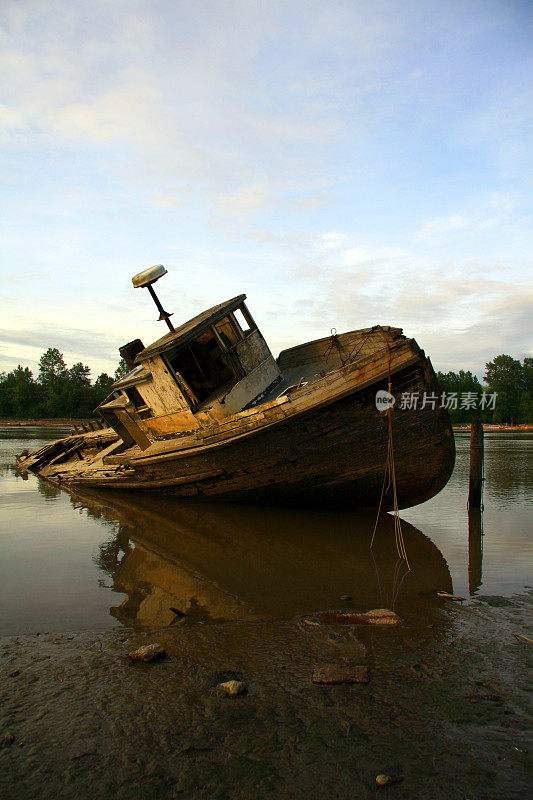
left=98, top=291, right=281, bottom=449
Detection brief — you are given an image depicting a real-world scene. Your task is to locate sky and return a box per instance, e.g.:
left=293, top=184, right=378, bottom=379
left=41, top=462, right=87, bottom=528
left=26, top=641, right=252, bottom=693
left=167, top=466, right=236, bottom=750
left=1, top=0, right=532, bottom=381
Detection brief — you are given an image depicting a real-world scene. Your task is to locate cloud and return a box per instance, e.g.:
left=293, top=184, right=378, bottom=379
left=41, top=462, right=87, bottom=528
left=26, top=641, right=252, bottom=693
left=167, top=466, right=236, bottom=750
left=0, top=0, right=424, bottom=217
left=268, top=229, right=533, bottom=373
left=217, top=184, right=271, bottom=216
left=416, top=196, right=514, bottom=244
left=0, top=0, right=531, bottom=380
left=0, top=324, right=122, bottom=372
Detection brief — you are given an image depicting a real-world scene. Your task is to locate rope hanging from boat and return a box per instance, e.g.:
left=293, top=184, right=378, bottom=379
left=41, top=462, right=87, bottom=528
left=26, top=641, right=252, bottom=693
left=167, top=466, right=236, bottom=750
left=323, top=325, right=377, bottom=366
left=369, top=329, right=411, bottom=579
left=324, top=322, right=411, bottom=582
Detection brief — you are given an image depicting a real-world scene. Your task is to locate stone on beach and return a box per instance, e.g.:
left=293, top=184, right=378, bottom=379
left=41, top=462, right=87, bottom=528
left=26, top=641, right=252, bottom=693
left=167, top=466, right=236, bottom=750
left=376, top=772, right=403, bottom=786
left=312, top=663, right=370, bottom=685
left=2, top=733, right=15, bottom=748
left=360, top=608, right=400, bottom=625
left=217, top=680, right=247, bottom=696
left=128, top=643, right=166, bottom=662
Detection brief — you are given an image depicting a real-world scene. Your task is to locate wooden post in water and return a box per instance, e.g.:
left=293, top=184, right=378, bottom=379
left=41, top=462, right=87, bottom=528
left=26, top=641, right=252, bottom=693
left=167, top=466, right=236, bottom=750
left=468, top=413, right=484, bottom=509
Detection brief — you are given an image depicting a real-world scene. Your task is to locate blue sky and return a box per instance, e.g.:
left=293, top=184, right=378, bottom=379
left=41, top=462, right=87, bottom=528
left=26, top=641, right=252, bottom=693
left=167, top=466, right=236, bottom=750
left=1, top=0, right=532, bottom=380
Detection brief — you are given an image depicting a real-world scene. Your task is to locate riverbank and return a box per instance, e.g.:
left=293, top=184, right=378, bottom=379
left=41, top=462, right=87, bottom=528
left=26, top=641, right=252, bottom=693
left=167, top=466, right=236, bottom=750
left=453, top=424, right=533, bottom=431
left=1, top=593, right=531, bottom=800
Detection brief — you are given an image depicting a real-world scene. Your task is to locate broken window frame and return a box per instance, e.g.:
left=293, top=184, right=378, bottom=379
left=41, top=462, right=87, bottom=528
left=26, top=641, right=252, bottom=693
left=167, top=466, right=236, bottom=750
left=163, top=327, right=243, bottom=410
left=160, top=305, right=258, bottom=411
left=124, top=386, right=148, bottom=411
left=230, top=303, right=257, bottom=337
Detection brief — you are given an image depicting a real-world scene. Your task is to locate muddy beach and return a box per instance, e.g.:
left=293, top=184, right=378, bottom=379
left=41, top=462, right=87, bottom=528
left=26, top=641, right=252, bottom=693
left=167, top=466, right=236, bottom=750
left=1, top=595, right=531, bottom=800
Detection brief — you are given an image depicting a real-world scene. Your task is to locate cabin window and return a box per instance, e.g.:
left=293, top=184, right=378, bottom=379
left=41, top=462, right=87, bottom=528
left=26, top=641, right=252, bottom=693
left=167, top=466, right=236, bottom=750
left=214, top=316, right=242, bottom=348
left=233, top=307, right=252, bottom=334
left=124, top=386, right=148, bottom=410
left=166, top=328, right=241, bottom=404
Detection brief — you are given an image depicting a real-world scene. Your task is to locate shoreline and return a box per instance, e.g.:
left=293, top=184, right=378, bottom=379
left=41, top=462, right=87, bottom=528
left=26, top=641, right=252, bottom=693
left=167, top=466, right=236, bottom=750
left=0, top=419, right=91, bottom=427
left=453, top=423, right=533, bottom=430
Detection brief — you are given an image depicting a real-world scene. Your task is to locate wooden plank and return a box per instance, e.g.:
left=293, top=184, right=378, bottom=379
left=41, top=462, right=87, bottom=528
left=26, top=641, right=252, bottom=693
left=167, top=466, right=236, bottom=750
left=145, top=410, right=200, bottom=436
left=142, top=355, right=193, bottom=416
left=115, top=409, right=151, bottom=450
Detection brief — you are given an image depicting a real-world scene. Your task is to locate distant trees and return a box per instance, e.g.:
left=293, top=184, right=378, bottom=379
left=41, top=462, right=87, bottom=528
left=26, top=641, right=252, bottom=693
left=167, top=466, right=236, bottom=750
left=0, top=347, right=121, bottom=419
left=522, top=358, right=533, bottom=422
left=0, top=366, right=41, bottom=418
left=435, top=370, right=484, bottom=424
left=38, top=347, right=67, bottom=415
left=436, top=354, right=533, bottom=424
left=484, top=355, right=529, bottom=424
left=114, top=358, right=129, bottom=381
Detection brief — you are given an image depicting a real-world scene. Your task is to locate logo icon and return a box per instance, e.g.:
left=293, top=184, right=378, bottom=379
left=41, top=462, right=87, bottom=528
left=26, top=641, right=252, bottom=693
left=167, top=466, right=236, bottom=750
left=375, top=390, right=395, bottom=411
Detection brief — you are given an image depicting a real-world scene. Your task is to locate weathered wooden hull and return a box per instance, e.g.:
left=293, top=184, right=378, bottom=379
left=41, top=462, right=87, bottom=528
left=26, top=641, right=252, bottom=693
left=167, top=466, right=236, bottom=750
left=21, top=335, right=455, bottom=510
left=112, top=365, right=453, bottom=509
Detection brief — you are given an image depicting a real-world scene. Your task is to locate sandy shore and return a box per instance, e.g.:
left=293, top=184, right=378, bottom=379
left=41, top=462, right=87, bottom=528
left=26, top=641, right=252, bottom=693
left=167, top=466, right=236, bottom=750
left=1, top=593, right=531, bottom=800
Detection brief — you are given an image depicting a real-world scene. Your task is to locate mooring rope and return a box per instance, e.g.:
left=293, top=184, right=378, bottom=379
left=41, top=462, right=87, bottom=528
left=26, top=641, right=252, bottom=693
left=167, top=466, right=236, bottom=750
left=325, top=323, right=411, bottom=599
left=369, top=328, right=411, bottom=580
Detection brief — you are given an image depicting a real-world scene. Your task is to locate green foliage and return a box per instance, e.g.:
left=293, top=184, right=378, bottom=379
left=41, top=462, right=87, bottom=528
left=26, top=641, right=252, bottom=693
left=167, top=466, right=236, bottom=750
left=38, top=347, right=67, bottom=384
left=0, top=350, right=123, bottom=419
left=484, top=354, right=530, bottom=424
left=114, top=358, right=129, bottom=381
left=436, top=370, right=484, bottom=423
left=521, top=358, right=533, bottom=424
left=0, top=366, right=43, bottom=418
left=437, top=356, right=533, bottom=424
left=94, top=373, right=114, bottom=397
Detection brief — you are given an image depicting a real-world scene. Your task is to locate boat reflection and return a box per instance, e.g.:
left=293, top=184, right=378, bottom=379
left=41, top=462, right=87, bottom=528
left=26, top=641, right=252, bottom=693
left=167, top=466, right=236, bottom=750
left=69, top=490, right=453, bottom=627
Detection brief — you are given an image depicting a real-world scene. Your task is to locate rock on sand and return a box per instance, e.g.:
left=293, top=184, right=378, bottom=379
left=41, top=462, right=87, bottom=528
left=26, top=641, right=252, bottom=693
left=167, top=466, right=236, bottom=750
left=128, top=643, right=166, bottom=662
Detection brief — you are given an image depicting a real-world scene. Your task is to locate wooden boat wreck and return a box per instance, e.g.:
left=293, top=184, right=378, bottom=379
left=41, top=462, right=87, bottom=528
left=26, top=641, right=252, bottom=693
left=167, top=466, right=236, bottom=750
left=20, top=266, right=455, bottom=508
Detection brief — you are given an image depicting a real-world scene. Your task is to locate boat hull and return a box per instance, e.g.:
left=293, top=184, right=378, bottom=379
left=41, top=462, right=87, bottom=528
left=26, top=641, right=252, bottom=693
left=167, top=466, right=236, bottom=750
left=20, top=338, right=455, bottom=510
left=123, top=363, right=455, bottom=509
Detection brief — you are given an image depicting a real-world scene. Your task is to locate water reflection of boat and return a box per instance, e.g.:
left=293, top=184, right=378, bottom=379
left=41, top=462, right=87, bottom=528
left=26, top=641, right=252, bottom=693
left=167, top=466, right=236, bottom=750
left=71, top=489, right=452, bottom=626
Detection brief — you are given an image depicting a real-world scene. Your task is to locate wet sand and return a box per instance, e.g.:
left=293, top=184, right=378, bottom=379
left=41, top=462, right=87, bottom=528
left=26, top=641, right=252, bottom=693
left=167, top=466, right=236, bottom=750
left=1, top=594, right=531, bottom=800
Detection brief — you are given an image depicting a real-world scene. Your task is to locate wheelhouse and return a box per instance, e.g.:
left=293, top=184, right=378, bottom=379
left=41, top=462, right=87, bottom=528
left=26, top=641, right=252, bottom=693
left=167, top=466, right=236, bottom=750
left=98, top=295, right=281, bottom=449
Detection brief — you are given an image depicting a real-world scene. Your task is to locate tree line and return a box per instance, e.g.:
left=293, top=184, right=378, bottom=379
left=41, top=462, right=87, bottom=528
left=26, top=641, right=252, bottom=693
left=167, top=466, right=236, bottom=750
left=0, top=347, right=128, bottom=419
left=0, top=347, right=531, bottom=423
left=436, top=355, right=533, bottom=424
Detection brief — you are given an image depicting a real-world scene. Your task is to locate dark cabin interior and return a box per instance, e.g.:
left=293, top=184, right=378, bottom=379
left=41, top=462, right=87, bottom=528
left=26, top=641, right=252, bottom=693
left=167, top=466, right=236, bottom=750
left=166, top=326, right=241, bottom=404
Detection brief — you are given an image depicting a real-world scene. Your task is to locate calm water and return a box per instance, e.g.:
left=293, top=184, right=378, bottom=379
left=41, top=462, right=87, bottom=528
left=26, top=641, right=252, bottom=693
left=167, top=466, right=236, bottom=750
left=0, top=425, right=531, bottom=634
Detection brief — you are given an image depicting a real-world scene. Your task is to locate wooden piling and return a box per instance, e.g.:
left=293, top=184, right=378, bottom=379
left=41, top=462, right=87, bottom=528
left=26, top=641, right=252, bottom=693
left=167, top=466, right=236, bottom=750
left=468, top=413, right=484, bottom=509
